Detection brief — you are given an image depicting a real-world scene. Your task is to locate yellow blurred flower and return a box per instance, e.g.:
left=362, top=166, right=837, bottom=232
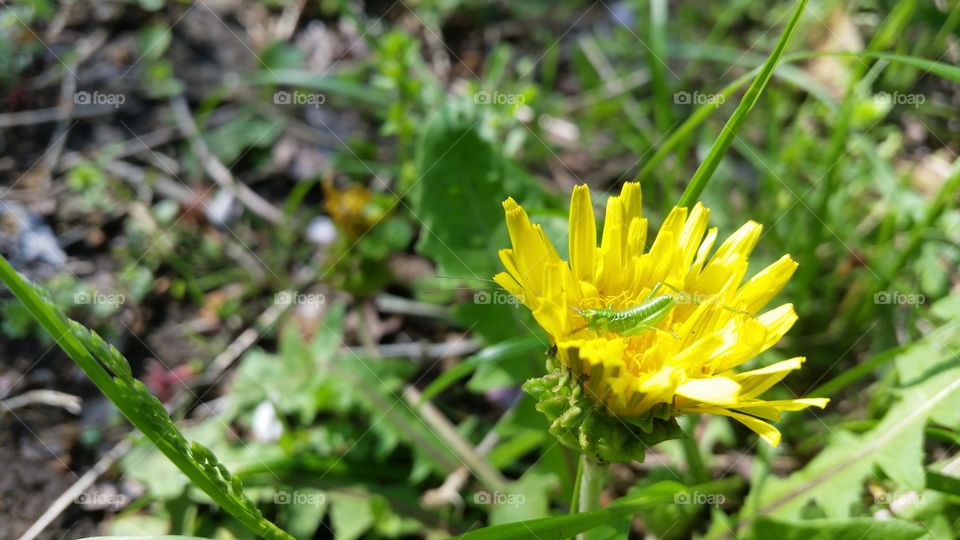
left=323, top=180, right=382, bottom=238
left=495, top=182, right=827, bottom=447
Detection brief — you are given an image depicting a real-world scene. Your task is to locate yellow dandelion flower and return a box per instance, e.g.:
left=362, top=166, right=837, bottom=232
left=497, top=182, right=827, bottom=449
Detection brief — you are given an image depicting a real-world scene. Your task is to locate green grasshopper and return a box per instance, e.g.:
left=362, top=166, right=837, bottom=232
left=570, top=282, right=747, bottom=338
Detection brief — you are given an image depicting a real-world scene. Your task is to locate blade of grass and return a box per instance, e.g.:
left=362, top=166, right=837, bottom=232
left=0, top=256, right=294, bottom=540
left=676, top=0, right=808, bottom=208
left=459, top=480, right=737, bottom=540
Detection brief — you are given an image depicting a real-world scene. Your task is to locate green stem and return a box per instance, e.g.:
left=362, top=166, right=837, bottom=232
left=680, top=416, right=710, bottom=484
left=576, top=455, right=608, bottom=540
left=570, top=454, right=584, bottom=513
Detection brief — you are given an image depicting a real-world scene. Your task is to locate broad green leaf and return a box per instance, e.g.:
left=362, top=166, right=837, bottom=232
left=329, top=492, right=375, bottom=540
left=746, top=311, right=960, bottom=520
left=410, top=100, right=544, bottom=278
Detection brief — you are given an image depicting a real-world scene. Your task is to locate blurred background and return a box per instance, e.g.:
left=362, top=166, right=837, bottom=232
left=0, top=0, right=958, bottom=538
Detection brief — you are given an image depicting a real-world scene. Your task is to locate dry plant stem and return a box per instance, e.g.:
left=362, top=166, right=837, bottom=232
left=1, top=390, right=82, bottom=415
left=402, top=386, right=509, bottom=492
left=576, top=455, right=608, bottom=540
left=422, top=429, right=501, bottom=509
left=346, top=339, right=481, bottom=362
left=170, top=96, right=284, bottom=224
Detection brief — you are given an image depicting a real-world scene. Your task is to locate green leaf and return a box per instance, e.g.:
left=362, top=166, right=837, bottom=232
left=329, top=492, right=375, bottom=540
left=751, top=516, right=927, bottom=540
left=746, top=314, right=960, bottom=520
left=0, top=255, right=294, bottom=540
left=410, top=100, right=544, bottom=278
left=136, top=21, right=171, bottom=60
left=486, top=471, right=559, bottom=525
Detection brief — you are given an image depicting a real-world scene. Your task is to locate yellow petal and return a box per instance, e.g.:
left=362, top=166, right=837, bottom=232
left=734, top=255, right=798, bottom=313
left=599, top=196, right=624, bottom=290
left=757, top=304, right=798, bottom=350
left=619, top=182, right=643, bottom=249
left=619, top=182, right=643, bottom=224
left=676, top=376, right=741, bottom=405
left=710, top=409, right=783, bottom=446
left=711, top=221, right=762, bottom=263
left=735, top=397, right=830, bottom=421
left=679, top=203, right=710, bottom=269
left=568, top=184, right=596, bottom=283
left=732, top=357, right=805, bottom=398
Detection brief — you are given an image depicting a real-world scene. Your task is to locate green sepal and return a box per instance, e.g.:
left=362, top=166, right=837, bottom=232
left=522, top=358, right=685, bottom=464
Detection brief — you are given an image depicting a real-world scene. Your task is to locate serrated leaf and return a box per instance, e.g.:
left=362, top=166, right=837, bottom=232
left=410, top=100, right=544, bottom=278
left=747, top=314, right=960, bottom=520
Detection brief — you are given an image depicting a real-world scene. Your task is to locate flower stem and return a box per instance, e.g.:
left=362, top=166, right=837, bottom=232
left=576, top=454, right=608, bottom=540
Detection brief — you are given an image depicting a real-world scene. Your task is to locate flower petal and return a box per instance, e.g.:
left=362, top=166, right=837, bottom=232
left=676, top=376, right=741, bottom=405
left=569, top=184, right=597, bottom=283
